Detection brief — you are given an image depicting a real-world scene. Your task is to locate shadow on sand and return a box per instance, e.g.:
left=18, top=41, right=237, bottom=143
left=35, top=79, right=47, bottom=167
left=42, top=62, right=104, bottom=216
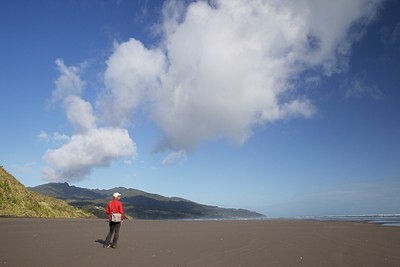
left=95, top=239, right=106, bottom=245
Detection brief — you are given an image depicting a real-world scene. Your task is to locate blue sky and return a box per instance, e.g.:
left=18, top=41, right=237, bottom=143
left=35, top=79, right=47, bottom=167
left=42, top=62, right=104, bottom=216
left=1, top=0, right=399, bottom=217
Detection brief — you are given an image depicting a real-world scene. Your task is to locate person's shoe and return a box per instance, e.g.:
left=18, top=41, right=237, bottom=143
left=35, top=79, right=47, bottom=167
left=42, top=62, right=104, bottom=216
left=111, top=244, right=117, bottom=249
left=103, top=243, right=111, bottom=248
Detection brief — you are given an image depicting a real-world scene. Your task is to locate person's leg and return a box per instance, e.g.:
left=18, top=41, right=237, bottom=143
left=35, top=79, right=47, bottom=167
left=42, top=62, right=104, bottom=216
left=111, top=222, right=121, bottom=248
left=104, top=222, right=116, bottom=247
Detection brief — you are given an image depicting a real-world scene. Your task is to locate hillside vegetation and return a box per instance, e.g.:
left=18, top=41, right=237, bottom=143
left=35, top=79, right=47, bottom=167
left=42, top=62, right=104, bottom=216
left=0, top=167, right=90, bottom=218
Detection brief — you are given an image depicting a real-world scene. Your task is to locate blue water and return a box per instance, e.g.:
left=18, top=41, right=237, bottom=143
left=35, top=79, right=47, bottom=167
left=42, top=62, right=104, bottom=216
left=382, top=223, right=400, bottom=227
left=181, top=215, right=400, bottom=226
left=310, top=215, right=400, bottom=227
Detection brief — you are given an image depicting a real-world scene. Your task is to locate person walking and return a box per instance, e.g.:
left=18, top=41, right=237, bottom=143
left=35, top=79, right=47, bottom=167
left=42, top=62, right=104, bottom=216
left=104, top=192, right=125, bottom=248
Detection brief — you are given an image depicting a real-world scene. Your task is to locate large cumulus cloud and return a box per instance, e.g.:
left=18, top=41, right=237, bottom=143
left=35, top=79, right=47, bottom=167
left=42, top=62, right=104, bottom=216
left=100, top=0, right=382, bottom=156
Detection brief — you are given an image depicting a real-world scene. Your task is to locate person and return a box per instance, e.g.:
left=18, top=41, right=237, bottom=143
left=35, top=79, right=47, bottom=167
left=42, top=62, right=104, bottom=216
left=103, top=192, right=125, bottom=248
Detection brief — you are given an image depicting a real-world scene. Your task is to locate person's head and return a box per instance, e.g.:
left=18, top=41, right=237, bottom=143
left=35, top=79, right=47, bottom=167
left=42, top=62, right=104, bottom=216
left=113, top=192, right=121, bottom=200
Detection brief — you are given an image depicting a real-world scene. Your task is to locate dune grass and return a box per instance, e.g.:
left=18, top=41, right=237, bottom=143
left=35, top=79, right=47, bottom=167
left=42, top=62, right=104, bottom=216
left=0, top=167, right=90, bottom=218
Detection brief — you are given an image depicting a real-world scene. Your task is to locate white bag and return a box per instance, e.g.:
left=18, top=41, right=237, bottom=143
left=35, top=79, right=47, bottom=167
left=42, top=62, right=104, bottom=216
left=111, top=213, right=122, bottom=222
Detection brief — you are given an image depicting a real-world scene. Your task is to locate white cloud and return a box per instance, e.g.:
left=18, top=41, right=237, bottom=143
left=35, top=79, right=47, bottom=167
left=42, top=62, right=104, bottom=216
left=99, top=0, right=382, bottom=156
left=51, top=59, right=86, bottom=103
left=98, top=39, right=166, bottom=126
left=42, top=60, right=137, bottom=182
left=63, top=95, right=97, bottom=132
left=43, top=127, right=136, bottom=182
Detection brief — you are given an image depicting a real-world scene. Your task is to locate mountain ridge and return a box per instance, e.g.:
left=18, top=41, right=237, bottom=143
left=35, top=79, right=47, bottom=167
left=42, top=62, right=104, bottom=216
left=29, top=182, right=265, bottom=220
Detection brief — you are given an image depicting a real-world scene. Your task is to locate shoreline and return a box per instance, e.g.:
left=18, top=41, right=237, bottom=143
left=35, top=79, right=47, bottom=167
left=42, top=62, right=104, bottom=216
left=2, top=214, right=400, bottom=226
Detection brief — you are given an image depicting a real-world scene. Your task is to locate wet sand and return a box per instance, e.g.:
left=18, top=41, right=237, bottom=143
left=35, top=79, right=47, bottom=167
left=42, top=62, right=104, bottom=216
left=1, top=218, right=400, bottom=266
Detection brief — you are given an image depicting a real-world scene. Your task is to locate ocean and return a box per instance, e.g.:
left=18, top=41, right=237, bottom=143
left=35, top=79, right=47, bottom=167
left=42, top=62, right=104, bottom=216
left=309, top=214, right=400, bottom=227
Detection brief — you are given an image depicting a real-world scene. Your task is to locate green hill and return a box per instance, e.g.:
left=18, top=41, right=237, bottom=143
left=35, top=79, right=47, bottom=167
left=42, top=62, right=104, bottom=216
left=0, top=167, right=90, bottom=218
left=30, top=182, right=265, bottom=220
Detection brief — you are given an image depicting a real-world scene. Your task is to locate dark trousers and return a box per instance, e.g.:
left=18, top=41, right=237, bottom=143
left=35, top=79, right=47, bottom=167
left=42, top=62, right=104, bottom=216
left=105, top=221, right=121, bottom=246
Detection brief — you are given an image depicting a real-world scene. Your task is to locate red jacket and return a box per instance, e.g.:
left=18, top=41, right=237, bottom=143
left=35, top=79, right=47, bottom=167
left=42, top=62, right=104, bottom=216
left=106, top=199, right=125, bottom=221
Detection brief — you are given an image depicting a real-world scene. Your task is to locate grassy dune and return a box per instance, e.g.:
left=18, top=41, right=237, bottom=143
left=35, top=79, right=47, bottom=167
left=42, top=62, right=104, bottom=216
left=0, top=167, right=90, bottom=218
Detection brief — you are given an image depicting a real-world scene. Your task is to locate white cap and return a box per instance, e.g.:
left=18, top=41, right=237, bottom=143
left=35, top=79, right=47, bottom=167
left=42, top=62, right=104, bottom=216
left=113, top=192, right=121, bottom=198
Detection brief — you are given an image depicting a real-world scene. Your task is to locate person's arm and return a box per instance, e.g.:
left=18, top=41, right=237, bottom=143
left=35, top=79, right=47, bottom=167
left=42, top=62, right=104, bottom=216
left=119, top=202, right=125, bottom=221
left=106, top=202, right=110, bottom=215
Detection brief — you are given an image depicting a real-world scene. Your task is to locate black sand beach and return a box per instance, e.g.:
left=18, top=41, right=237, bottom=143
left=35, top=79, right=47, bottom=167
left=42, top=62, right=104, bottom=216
left=1, top=218, right=400, bottom=266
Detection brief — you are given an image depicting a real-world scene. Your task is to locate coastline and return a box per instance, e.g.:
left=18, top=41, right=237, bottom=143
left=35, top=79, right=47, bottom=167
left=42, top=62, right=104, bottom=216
left=1, top=218, right=400, bottom=266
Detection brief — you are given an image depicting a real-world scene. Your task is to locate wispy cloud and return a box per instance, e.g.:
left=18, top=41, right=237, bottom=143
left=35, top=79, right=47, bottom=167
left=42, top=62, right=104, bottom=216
left=343, top=78, right=383, bottom=100
left=37, top=131, right=50, bottom=142
left=37, top=131, right=70, bottom=144
left=162, top=150, right=187, bottom=165
left=380, top=22, right=400, bottom=45
left=10, top=162, right=37, bottom=175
